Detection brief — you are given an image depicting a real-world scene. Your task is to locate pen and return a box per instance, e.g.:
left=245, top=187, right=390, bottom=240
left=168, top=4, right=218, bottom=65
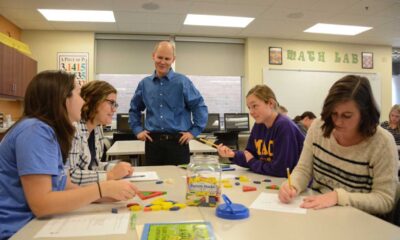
left=126, top=175, right=146, bottom=178
left=286, top=168, right=292, bottom=189
left=198, top=138, right=219, bottom=148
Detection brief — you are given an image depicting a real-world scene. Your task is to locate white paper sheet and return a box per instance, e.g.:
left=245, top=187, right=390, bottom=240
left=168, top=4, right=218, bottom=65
left=124, top=171, right=159, bottom=182
left=34, top=213, right=130, bottom=238
left=250, top=192, right=307, bottom=214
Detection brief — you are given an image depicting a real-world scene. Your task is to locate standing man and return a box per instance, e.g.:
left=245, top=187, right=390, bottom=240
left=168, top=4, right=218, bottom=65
left=129, top=41, right=208, bottom=165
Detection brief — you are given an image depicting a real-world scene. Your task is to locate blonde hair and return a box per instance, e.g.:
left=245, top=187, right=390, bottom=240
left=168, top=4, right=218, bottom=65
left=389, top=104, right=400, bottom=130
left=246, top=84, right=278, bottom=110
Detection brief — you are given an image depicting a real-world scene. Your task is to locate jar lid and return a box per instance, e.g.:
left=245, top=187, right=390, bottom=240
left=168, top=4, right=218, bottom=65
left=216, top=194, right=249, bottom=220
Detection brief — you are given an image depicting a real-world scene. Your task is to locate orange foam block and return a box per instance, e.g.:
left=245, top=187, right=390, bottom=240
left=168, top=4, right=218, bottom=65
left=137, top=191, right=166, bottom=200
left=242, top=185, right=257, bottom=192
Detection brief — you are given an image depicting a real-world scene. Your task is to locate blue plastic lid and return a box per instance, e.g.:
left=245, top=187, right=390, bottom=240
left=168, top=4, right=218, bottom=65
left=216, top=194, right=249, bottom=220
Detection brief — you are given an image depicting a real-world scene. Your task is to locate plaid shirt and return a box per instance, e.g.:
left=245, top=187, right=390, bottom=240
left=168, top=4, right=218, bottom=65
left=67, top=121, right=114, bottom=185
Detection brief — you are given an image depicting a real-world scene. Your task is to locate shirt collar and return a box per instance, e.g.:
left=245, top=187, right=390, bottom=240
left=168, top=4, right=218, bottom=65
left=152, top=68, right=175, bottom=81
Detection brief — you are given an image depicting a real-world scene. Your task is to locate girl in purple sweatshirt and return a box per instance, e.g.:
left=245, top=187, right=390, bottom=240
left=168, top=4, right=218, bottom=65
left=217, top=84, right=305, bottom=177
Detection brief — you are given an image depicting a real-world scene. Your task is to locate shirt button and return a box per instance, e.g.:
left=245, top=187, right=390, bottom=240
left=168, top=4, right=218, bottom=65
left=161, top=116, right=163, bottom=119
left=161, top=83, right=163, bottom=86
left=160, top=104, right=163, bottom=107
left=160, top=93, right=163, bottom=96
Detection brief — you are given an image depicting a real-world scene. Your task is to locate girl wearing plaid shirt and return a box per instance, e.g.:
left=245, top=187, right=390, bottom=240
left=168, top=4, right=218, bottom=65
left=67, top=81, right=133, bottom=185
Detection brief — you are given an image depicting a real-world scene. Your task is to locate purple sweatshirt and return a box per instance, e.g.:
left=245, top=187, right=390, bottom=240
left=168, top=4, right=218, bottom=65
left=232, top=114, right=304, bottom=177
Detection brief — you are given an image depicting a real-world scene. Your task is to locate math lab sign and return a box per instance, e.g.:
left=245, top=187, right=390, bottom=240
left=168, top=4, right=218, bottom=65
left=57, top=52, right=89, bottom=82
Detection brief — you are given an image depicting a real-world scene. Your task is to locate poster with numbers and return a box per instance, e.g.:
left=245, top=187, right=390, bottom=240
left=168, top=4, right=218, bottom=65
left=57, top=52, right=89, bottom=85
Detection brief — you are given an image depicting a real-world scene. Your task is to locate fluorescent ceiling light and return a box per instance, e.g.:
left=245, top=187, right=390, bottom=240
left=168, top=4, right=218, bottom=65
left=38, top=9, right=115, bottom=22
left=304, top=23, right=372, bottom=36
left=184, top=14, right=254, bottom=28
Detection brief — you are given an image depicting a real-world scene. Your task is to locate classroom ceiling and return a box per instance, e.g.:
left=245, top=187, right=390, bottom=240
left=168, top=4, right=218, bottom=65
left=1, top=0, right=400, bottom=47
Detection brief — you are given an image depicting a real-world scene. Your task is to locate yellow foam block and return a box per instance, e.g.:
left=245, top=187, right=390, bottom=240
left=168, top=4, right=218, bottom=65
left=239, top=176, right=249, bottom=182
left=221, top=179, right=231, bottom=184
left=223, top=183, right=233, bottom=188
left=150, top=205, right=162, bottom=211
left=129, top=205, right=142, bottom=211
left=151, top=198, right=166, bottom=205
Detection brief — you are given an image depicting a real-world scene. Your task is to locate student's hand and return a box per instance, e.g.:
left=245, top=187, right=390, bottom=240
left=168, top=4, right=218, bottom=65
left=243, top=150, right=254, bottom=162
left=300, top=191, right=338, bottom=210
left=217, top=144, right=235, bottom=158
left=107, top=162, right=133, bottom=180
left=179, top=132, right=193, bottom=144
left=100, top=180, right=138, bottom=201
left=278, top=182, right=298, bottom=203
left=137, top=130, right=152, bottom=142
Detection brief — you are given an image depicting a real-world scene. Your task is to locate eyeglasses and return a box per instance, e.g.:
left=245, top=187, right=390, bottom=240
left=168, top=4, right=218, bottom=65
left=104, top=99, right=119, bottom=109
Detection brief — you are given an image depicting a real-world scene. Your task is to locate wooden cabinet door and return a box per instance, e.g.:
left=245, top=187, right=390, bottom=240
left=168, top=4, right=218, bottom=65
left=0, top=43, right=16, bottom=96
left=0, top=44, right=3, bottom=95
left=21, top=55, right=37, bottom=97
left=13, top=48, right=23, bottom=97
left=0, top=43, right=37, bottom=98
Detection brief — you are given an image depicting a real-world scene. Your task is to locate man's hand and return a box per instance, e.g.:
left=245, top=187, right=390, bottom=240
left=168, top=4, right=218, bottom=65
left=136, top=130, right=153, bottom=142
left=179, top=132, right=193, bottom=144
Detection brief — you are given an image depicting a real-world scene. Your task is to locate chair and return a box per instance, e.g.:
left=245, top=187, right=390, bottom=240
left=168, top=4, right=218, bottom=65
left=392, top=198, right=400, bottom=226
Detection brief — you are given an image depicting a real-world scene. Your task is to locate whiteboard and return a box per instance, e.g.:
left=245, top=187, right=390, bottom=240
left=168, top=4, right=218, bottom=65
left=263, top=68, right=380, bottom=119
left=96, top=74, right=242, bottom=115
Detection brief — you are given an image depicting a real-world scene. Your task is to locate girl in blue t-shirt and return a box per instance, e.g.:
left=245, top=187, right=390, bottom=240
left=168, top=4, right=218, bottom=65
left=0, top=71, right=139, bottom=240
left=217, top=84, right=304, bottom=177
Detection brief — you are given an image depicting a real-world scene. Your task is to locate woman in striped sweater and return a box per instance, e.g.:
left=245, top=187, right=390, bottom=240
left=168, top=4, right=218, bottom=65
left=279, top=75, right=398, bottom=215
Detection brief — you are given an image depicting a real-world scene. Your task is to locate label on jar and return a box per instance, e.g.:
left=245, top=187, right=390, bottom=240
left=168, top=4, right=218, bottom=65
left=186, top=176, right=220, bottom=207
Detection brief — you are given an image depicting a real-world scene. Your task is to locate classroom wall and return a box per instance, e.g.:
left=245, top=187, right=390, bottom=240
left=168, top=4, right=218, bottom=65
left=21, top=30, right=95, bottom=79
left=245, top=37, right=393, bottom=120
left=19, top=31, right=394, bottom=121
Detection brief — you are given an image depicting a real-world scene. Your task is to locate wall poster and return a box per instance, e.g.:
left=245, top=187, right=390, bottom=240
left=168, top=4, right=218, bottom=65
left=57, top=52, right=89, bottom=85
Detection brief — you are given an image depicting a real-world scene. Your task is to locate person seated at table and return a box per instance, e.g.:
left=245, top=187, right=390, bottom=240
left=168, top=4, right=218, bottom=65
left=278, top=75, right=398, bottom=215
left=0, top=71, right=138, bottom=240
left=67, top=80, right=133, bottom=185
left=380, top=104, right=400, bottom=162
left=278, top=105, right=288, bottom=116
left=293, top=111, right=317, bottom=135
left=217, top=84, right=305, bottom=177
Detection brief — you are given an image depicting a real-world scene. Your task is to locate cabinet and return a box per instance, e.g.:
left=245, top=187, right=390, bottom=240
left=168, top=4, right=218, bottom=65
left=0, top=42, right=37, bottom=98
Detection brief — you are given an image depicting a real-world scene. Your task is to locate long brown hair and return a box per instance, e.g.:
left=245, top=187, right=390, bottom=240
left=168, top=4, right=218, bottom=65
left=321, top=75, right=380, bottom=138
left=21, top=70, right=76, bottom=162
left=80, top=80, right=117, bottom=122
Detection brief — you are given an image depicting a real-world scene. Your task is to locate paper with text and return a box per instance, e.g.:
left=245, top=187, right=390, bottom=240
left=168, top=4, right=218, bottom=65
left=34, top=213, right=130, bottom=238
left=250, top=192, right=306, bottom=214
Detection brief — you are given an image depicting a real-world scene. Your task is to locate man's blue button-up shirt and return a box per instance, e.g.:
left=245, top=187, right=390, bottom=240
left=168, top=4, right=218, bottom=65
left=129, top=69, right=208, bottom=137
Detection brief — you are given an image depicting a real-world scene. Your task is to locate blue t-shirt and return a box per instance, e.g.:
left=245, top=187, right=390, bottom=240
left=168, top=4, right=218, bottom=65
left=0, top=118, right=67, bottom=240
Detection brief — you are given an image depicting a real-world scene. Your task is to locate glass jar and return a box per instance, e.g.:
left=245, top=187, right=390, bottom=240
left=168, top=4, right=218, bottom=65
left=186, top=155, right=221, bottom=207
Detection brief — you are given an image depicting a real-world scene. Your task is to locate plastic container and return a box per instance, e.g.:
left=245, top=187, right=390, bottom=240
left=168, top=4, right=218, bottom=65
left=216, top=194, right=249, bottom=220
left=186, top=155, right=221, bottom=207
